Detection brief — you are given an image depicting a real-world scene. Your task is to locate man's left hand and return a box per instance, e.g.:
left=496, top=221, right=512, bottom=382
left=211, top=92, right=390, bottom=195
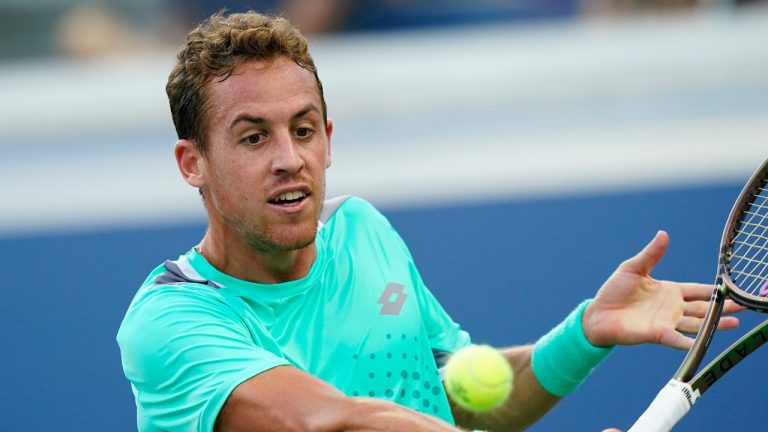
left=581, top=230, right=743, bottom=350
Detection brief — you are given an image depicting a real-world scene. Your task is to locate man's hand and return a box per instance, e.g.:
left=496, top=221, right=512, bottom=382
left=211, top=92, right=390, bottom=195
left=581, top=230, right=743, bottom=350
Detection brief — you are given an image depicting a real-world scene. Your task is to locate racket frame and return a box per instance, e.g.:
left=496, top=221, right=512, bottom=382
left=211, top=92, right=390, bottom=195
left=688, top=315, right=768, bottom=395
left=676, top=158, right=768, bottom=382
left=628, top=158, right=768, bottom=431
left=673, top=283, right=726, bottom=383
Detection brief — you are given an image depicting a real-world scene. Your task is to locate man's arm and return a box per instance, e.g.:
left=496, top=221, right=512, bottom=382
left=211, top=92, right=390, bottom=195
left=215, top=365, right=465, bottom=432
left=452, top=231, right=744, bottom=432
left=450, top=345, right=558, bottom=432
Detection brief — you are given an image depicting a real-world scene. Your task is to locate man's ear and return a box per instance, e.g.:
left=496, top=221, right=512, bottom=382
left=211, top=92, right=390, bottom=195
left=324, top=118, right=333, bottom=169
left=174, top=139, right=206, bottom=188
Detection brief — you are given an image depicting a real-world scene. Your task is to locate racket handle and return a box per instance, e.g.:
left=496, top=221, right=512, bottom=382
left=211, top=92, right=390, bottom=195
left=628, top=380, right=699, bottom=432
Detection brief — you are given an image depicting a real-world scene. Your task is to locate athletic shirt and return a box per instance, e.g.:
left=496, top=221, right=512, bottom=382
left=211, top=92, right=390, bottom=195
left=117, top=196, right=471, bottom=431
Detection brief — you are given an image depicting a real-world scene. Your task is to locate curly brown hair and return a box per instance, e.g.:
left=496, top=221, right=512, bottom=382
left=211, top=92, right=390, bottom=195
left=166, top=11, right=327, bottom=153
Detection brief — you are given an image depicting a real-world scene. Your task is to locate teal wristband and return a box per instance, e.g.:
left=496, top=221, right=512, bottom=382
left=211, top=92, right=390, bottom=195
left=531, top=299, right=615, bottom=397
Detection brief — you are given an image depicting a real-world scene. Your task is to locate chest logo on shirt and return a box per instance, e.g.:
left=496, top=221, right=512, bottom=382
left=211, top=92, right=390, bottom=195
left=377, top=283, right=408, bottom=315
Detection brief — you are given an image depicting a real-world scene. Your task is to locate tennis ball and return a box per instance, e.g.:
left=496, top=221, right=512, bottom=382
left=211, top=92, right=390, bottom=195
left=444, top=344, right=513, bottom=412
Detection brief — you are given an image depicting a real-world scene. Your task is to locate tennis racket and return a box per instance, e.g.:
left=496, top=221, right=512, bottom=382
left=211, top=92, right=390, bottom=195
left=628, top=158, right=768, bottom=432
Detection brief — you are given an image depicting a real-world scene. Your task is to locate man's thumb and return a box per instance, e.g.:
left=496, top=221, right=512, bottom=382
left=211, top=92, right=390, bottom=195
left=618, top=230, right=669, bottom=276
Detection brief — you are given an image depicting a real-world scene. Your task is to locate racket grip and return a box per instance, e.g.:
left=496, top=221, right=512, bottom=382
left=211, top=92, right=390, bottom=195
left=627, top=380, right=699, bottom=432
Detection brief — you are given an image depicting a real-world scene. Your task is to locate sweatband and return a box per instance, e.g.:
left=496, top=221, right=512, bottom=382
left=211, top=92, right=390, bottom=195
left=531, top=299, right=615, bottom=397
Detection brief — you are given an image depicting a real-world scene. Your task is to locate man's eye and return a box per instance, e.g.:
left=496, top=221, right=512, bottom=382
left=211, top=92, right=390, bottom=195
left=244, top=134, right=265, bottom=145
left=295, top=128, right=313, bottom=138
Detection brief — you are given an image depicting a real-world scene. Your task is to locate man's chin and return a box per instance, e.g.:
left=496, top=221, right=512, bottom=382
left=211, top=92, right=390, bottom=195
left=245, top=227, right=318, bottom=253
left=269, top=236, right=316, bottom=252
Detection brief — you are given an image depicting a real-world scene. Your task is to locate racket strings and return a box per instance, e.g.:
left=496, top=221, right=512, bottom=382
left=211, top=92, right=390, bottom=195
left=728, top=182, right=768, bottom=297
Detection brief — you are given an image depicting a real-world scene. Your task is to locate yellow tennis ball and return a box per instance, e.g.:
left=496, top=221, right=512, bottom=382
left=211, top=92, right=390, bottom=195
left=444, top=344, right=513, bottom=412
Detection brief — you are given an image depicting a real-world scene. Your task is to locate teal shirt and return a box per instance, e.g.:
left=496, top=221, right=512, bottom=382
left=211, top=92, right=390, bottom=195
left=117, top=196, right=471, bottom=431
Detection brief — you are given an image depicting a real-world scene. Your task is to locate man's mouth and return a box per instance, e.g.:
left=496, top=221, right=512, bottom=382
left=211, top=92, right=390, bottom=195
left=269, top=190, right=309, bottom=206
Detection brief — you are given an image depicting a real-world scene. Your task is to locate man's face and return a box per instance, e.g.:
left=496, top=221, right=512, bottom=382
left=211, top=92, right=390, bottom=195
left=197, top=56, right=332, bottom=252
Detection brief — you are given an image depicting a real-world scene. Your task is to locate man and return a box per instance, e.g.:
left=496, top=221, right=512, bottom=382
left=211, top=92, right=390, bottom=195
left=117, top=11, right=741, bottom=432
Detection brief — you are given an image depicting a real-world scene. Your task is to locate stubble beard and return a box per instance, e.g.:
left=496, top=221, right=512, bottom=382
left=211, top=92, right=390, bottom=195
left=239, top=179, right=326, bottom=254
left=242, top=223, right=317, bottom=253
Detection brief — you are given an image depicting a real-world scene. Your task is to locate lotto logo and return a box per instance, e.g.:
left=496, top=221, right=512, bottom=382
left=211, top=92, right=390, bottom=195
left=378, top=283, right=407, bottom=315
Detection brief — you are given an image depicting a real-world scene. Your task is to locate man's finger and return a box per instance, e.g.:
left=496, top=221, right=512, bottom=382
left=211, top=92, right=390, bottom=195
left=617, top=230, right=669, bottom=276
left=676, top=316, right=704, bottom=334
left=659, top=329, right=693, bottom=350
left=716, top=316, right=740, bottom=330
left=677, top=316, right=740, bottom=334
left=682, top=300, right=711, bottom=318
left=723, top=300, right=747, bottom=314
left=679, top=282, right=717, bottom=301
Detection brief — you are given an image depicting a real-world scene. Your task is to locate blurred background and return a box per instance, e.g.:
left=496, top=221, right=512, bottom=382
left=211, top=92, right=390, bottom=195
left=1, top=0, right=767, bottom=430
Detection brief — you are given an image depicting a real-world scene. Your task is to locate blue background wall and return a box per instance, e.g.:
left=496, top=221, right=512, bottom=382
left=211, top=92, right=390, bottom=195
left=4, top=181, right=767, bottom=431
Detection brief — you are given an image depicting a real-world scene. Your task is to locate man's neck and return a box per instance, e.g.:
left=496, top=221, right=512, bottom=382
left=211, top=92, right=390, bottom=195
left=197, top=231, right=317, bottom=285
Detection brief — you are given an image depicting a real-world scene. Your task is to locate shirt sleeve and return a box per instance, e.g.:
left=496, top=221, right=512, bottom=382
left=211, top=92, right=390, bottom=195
left=410, top=261, right=472, bottom=357
left=367, top=197, right=471, bottom=359
left=117, top=285, right=290, bottom=432
left=340, top=197, right=471, bottom=366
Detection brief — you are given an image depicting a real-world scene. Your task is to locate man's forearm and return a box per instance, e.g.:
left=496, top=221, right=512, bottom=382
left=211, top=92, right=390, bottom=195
left=341, top=397, right=466, bottom=432
left=451, top=345, right=560, bottom=432
left=215, top=366, right=466, bottom=432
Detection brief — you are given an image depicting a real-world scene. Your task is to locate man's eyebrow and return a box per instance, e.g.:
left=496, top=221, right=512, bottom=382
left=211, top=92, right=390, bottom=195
left=228, top=104, right=322, bottom=131
left=228, top=114, right=266, bottom=131
left=291, top=104, right=322, bottom=121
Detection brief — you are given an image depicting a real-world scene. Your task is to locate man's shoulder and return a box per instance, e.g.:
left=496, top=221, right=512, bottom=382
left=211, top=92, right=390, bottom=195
left=319, top=195, right=409, bottom=258
left=117, top=277, right=229, bottom=356
left=126, top=257, right=229, bottom=318
left=320, top=195, right=388, bottom=227
left=129, top=278, right=226, bottom=318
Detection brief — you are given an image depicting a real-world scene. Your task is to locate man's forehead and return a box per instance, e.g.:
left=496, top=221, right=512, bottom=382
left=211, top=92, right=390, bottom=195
left=206, top=57, right=321, bottom=121
left=215, top=57, right=316, bottom=95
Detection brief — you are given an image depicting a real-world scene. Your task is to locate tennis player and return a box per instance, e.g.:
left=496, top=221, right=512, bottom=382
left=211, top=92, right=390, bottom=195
left=117, top=11, right=742, bottom=432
